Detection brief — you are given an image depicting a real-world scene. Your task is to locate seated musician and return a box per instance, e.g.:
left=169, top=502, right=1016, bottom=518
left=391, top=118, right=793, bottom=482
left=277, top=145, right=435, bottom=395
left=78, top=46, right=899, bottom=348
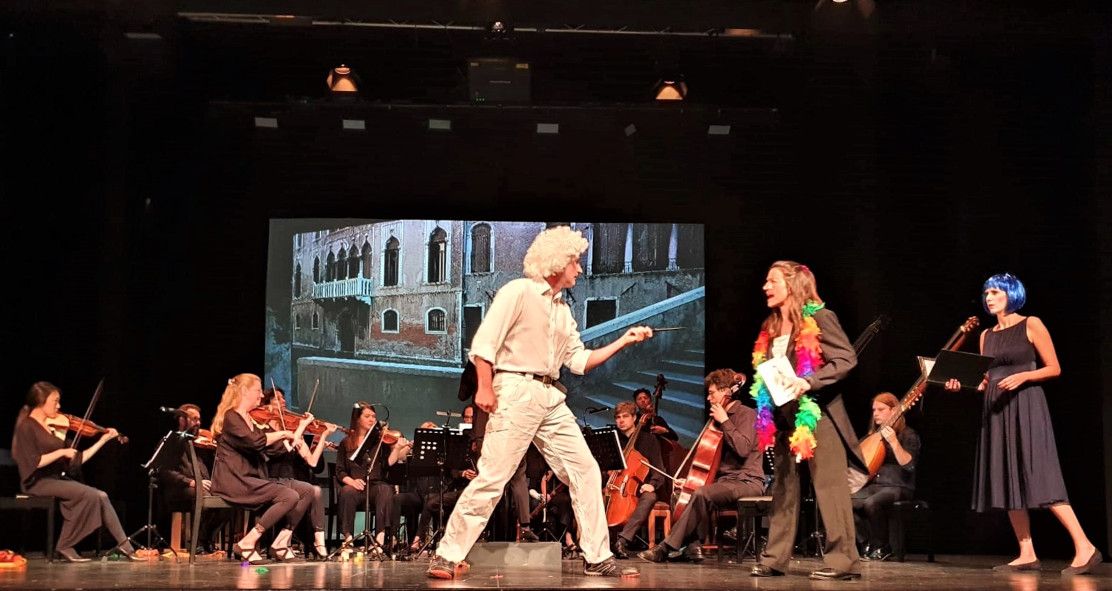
left=396, top=420, right=440, bottom=554
left=210, top=374, right=315, bottom=564
left=610, top=401, right=666, bottom=559
left=634, top=388, right=678, bottom=441
left=409, top=421, right=479, bottom=553
left=158, top=403, right=227, bottom=555
left=261, top=387, right=335, bottom=559
left=11, top=382, right=141, bottom=562
left=336, top=401, right=411, bottom=557
left=851, top=392, right=920, bottom=561
left=638, top=369, right=765, bottom=563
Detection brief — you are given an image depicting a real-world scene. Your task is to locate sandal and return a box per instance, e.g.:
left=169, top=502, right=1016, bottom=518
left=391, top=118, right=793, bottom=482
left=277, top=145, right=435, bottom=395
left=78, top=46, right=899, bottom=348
left=234, top=542, right=268, bottom=565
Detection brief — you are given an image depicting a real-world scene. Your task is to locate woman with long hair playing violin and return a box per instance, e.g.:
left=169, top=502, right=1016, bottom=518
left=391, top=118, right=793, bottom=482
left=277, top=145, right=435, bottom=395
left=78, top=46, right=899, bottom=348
left=335, top=401, right=411, bottom=558
left=209, top=374, right=314, bottom=563
left=750, top=261, right=860, bottom=581
left=10, top=382, right=141, bottom=562
left=260, top=387, right=335, bottom=559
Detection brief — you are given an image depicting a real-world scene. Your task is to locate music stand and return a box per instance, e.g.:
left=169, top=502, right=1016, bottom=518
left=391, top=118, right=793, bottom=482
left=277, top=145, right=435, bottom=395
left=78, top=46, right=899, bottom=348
left=409, top=428, right=467, bottom=555
left=581, top=426, right=626, bottom=472
left=327, top=426, right=388, bottom=561
left=103, top=430, right=186, bottom=561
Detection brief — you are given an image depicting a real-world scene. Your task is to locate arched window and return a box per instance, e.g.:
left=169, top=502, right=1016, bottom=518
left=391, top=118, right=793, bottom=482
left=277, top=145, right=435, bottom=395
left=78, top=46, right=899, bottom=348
left=313, top=256, right=320, bottom=283
left=384, top=237, right=400, bottom=287
left=426, top=308, right=447, bottom=334
left=382, top=309, right=399, bottom=333
left=294, top=263, right=302, bottom=297
left=337, top=247, right=348, bottom=281
left=326, top=251, right=336, bottom=282
left=360, top=241, right=372, bottom=278
left=427, top=227, right=447, bottom=283
left=312, top=311, right=319, bottom=330
left=470, top=223, right=491, bottom=274
left=347, top=245, right=360, bottom=278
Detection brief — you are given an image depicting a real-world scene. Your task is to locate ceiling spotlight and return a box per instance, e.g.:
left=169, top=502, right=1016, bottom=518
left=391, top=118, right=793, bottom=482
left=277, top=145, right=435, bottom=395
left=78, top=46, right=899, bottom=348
left=326, top=65, right=359, bottom=98
left=653, top=78, right=688, bottom=101
left=485, top=20, right=514, bottom=41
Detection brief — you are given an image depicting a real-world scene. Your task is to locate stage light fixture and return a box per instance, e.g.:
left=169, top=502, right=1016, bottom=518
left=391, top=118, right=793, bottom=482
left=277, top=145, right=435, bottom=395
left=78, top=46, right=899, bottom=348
left=326, top=65, right=359, bottom=97
left=485, top=20, right=514, bottom=42
left=654, top=78, right=688, bottom=101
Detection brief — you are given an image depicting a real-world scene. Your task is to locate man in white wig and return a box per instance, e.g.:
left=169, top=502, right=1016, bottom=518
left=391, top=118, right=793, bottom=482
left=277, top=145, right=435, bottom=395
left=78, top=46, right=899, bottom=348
left=427, top=225, right=653, bottom=578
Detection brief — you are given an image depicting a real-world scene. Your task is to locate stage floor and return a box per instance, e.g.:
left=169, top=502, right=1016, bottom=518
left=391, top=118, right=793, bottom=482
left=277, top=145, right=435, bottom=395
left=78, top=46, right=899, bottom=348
left=1, top=554, right=1109, bottom=590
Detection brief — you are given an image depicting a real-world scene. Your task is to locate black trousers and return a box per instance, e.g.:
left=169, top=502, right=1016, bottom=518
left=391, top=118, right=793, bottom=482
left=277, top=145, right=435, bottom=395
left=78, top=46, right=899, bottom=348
left=852, top=484, right=912, bottom=549
left=663, top=480, right=764, bottom=549
left=615, top=491, right=659, bottom=543
left=338, top=482, right=395, bottom=537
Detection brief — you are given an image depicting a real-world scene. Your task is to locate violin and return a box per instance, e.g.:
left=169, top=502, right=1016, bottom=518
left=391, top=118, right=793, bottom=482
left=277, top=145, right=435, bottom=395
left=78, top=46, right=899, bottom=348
left=248, top=406, right=350, bottom=437
left=45, top=413, right=129, bottom=445
left=193, top=428, right=217, bottom=450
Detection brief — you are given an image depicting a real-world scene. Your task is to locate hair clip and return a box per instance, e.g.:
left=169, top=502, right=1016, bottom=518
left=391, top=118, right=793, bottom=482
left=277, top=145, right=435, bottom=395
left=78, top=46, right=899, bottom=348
left=228, top=378, right=234, bottom=385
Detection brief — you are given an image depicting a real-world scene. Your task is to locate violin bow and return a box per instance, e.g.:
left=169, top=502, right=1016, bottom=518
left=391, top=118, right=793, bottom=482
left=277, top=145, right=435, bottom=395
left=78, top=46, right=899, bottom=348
left=304, top=378, right=320, bottom=415
left=69, top=378, right=105, bottom=450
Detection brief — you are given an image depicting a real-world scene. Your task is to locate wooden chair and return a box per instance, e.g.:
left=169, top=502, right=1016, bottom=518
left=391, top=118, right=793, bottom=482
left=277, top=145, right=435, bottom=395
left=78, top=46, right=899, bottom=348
left=646, top=502, right=672, bottom=548
left=185, top=443, right=255, bottom=564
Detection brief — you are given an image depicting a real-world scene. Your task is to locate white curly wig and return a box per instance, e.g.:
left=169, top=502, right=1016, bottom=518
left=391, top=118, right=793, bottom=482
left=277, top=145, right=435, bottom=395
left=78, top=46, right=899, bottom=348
left=522, top=226, right=588, bottom=280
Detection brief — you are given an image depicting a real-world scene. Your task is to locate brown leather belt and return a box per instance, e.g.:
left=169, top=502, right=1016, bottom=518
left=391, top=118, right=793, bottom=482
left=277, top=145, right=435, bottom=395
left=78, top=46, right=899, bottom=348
left=496, top=370, right=559, bottom=386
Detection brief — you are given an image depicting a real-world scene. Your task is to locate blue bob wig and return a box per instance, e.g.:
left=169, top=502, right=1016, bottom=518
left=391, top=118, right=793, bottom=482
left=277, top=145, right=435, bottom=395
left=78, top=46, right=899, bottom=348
left=982, top=273, right=1026, bottom=314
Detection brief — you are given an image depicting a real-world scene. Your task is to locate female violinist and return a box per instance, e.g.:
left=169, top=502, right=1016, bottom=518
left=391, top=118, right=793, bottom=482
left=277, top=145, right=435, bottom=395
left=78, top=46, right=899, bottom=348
left=637, top=369, right=764, bottom=563
left=335, top=401, right=411, bottom=558
left=260, top=387, right=335, bottom=559
left=209, top=374, right=314, bottom=563
left=10, top=382, right=141, bottom=562
left=749, top=261, right=860, bottom=580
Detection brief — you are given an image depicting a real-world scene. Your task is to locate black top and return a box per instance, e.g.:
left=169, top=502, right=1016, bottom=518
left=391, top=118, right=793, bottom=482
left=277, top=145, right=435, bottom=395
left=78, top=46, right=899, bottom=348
left=637, top=413, right=679, bottom=442
left=335, top=432, right=391, bottom=485
left=210, top=410, right=287, bottom=506
left=873, top=426, right=920, bottom=490
left=617, top=427, right=666, bottom=490
left=716, top=402, right=765, bottom=488
left=159, top=436, right=212, bottom=506
left=12, top=417, right=68, bottom=491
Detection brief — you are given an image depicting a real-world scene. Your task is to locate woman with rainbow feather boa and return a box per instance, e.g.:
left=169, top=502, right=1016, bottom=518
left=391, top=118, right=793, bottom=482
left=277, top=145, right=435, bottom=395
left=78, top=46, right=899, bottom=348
left=749, top=261, right=862, bottom=581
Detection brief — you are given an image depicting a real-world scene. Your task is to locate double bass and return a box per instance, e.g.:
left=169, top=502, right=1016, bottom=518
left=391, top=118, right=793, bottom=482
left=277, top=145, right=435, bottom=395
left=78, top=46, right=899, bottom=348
left=603, top=375, right=663, bottom=527
left=848, top=316, right=979, bottom=493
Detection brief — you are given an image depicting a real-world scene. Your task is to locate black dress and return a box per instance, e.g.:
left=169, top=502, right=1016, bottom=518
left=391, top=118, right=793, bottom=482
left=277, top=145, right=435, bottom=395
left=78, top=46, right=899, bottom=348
left=972, top=318, right=1069, bottom=511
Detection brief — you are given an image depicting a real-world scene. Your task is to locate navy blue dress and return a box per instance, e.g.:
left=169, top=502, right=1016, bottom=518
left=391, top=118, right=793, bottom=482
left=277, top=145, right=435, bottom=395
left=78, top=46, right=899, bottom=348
left=971, top=318, right=1069, bottom=511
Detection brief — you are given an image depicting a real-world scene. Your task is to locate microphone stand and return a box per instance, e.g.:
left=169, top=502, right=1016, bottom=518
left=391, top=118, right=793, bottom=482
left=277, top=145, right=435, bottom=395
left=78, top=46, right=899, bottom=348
left=103, top=430, right=182, bottom=561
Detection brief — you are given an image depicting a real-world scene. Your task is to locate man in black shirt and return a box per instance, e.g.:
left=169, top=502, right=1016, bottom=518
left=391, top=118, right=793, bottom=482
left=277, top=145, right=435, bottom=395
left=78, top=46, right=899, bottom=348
left=609, top=402, right=667, bottom=559
left=639, top=369, right=765, bottom=563
left=634, top=388, right=679, bottom=442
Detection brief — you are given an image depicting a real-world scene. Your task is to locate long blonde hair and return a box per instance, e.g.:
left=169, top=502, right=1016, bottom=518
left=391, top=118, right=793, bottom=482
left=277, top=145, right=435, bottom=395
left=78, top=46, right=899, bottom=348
left=761, top=260, right=824, bottom=339
left=211, top=373, right=260, bottom=437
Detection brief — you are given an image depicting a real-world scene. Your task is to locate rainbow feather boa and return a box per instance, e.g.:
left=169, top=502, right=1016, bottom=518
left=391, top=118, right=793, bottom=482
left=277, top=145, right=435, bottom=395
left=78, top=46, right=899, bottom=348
left=750, top=300, right=825, bottom=462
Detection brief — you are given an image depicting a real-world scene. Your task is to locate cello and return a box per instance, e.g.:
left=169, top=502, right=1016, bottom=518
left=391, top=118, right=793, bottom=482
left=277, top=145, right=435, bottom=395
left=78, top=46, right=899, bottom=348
left=670, top=373, right=746, bottom=523
left=848, top=316, right=979, bottom=493
left=603, top=375, right=663, bottom=527
left=643, top=375, right=688, bottom=475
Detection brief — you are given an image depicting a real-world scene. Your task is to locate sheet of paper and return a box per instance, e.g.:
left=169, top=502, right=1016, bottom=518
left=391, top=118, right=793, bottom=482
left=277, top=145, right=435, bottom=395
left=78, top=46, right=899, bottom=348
left=756, top=356, right=799, bottom=407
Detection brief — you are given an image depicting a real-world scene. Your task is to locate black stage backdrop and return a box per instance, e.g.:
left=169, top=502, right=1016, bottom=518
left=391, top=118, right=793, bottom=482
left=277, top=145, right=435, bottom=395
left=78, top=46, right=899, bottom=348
left=2, top=5, right=1111, bottom=558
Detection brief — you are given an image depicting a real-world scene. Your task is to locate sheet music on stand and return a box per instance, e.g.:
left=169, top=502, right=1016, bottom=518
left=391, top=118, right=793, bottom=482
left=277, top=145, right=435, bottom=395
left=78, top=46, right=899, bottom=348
left=410, top=427, right=469, bottom=478
left=582, top=426, right=626, bottom=472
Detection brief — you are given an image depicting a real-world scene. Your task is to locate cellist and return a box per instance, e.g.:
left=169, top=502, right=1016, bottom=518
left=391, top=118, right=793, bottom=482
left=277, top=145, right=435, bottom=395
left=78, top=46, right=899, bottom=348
left=638, top=369, right=764, bottom=563
left=609, top=402, right=666, bottom=559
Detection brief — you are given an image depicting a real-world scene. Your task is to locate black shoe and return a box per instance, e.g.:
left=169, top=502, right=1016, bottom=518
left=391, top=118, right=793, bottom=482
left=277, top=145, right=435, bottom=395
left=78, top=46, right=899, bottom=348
left=637, top=545, right=670, bottom=563
left=866, top=546, right=891, bottom=561
left=684, top=542, right=705, bottom=563
left=809, top=568, right=862, bottom=581
left=518, top=527, right=540, bottom=543
left=750, top=564, right=785, bottom=577
left=1062, top=549, right=1102, bottom=576
left=613, top=537, right=630, bottom=559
